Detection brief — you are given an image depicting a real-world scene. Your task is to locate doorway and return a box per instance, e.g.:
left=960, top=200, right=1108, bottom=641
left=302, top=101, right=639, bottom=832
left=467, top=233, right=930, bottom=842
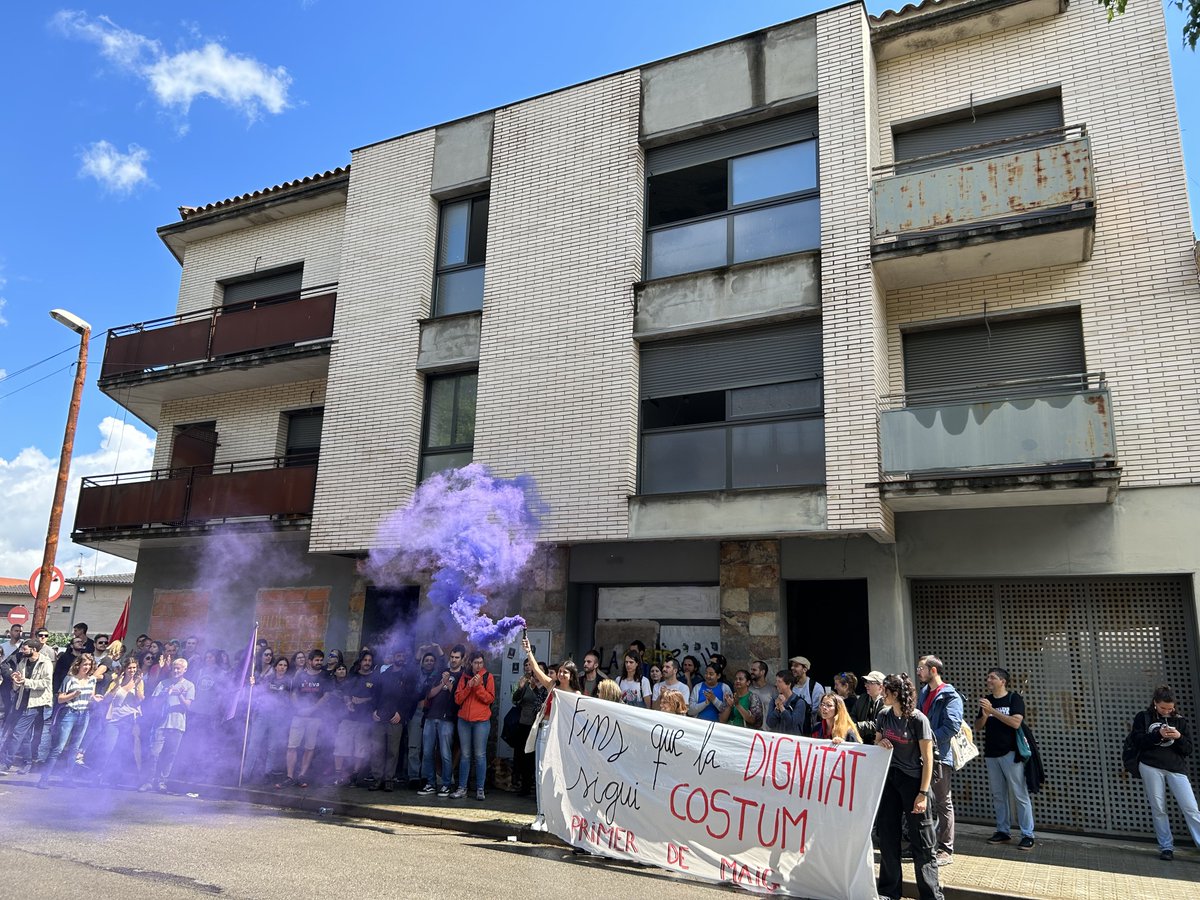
left=362, top=585, right=420, bottom=650
left=786, top=579, right=870, bottom=690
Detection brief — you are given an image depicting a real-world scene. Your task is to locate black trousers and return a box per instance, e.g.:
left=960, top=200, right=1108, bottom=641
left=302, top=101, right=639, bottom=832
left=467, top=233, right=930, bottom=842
left=876, top=767, right=944, bottom=900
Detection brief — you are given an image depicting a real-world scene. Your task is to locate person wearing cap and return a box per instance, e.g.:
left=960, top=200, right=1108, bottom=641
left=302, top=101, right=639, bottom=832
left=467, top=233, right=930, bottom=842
left=855, top=671, right=887, bottom=745
left=789, top=656, right=825, bottom=735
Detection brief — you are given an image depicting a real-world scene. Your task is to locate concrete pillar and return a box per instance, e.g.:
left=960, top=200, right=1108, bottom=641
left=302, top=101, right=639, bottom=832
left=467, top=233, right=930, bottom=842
left=719, top=540, right=782, bottom=674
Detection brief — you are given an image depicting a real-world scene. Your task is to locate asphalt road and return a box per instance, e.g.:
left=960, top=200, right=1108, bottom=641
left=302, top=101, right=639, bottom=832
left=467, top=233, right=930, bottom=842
left=0, top=782, right=730, bottom=899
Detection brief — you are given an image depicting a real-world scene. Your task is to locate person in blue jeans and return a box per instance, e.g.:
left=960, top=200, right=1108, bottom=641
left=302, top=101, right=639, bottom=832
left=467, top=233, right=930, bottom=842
left=39, top=654, right=102, bottom=787
left=1130, top=684, right=1200, bottom=861
left=418, top=646, right=465, bottom=796
left=454, top=651, right=495, bottom=800
left=977, top=667, right=1036, bottom=850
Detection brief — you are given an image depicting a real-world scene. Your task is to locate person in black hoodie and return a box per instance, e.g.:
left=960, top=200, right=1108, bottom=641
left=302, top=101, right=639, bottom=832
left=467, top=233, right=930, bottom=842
left=1130, top=684, right=1200, bottom=861
left=369, top=648, right=416, bottom=792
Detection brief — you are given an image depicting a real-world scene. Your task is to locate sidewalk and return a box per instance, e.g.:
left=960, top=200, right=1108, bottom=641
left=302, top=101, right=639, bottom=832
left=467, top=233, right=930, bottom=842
left=10, top=772, right=1197, bottom=899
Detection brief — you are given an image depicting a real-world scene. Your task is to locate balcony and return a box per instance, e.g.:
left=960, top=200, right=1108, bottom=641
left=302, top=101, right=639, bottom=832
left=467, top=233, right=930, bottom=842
left=73, top=455, right=318, bottom=559
left=872, top=127, right=1095, bottom=289
left=99, top=287, right=337, bottom=428
left=879, top=374, right=1120, bottom=511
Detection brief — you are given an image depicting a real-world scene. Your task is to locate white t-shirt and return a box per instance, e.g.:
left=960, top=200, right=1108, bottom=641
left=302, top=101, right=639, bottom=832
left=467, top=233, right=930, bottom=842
left=652, top=681, right=689, bottom=704
left=618, top=676, right=651, bottom=706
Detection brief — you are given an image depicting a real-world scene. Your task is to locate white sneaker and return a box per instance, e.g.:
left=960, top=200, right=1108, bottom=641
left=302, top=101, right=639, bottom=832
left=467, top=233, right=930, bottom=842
left=530, top=814, right=547, bottom=832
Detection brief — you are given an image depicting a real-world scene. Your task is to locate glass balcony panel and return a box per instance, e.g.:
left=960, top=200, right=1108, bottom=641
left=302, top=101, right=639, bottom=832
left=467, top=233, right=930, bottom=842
left=732, top=198, right=820, bottom=264
left=641, top=427, right=726, bottom=494
left=730, top=418, right=825, bottom=488
left=435, top=267, right=485, bottom=316
left=647, top=219, right=728, bottom=280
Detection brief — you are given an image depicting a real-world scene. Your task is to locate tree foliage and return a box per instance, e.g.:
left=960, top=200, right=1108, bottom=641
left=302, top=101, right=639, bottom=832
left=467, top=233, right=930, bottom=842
left=1099, top=0, right=1199, bottom=49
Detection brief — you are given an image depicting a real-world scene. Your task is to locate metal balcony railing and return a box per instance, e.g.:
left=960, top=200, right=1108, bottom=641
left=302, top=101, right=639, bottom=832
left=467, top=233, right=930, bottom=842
left=99, top=284, right=336, bottom=380
left=880, top=373, right=1116, bottom=477
left=74, top=454, right=318, bottom=534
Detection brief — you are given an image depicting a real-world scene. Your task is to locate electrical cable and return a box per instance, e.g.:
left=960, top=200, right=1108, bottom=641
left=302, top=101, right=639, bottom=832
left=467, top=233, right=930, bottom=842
left=0, top=361, right=76, bottom=402
left=0, top=343, right=78, bottom=384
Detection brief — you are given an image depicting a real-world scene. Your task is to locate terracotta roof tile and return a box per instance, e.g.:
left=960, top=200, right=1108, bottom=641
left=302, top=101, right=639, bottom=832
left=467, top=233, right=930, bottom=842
left=179, top=165, right=350, bottom=221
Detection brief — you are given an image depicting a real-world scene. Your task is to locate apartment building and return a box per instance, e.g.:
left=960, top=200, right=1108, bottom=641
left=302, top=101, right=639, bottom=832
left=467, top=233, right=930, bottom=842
left=74, top=0, right=1199, bottom=836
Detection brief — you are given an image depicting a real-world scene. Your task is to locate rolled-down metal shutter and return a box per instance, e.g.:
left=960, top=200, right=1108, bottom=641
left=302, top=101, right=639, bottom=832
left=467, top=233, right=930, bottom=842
left=286, top=409, right=324, bottom=451
left=894, top=97, right=1063, bottom=167
left=902, top=311, right=1084, bottom=397
left=223, top=266, right=304, bottom=305
left=641, top=319, right=822, bottom=399
left=646, top=109, right=819, bottom=176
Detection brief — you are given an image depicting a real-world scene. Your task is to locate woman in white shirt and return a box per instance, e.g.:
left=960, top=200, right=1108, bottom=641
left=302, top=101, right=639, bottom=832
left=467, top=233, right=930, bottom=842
left=617, top=651, right=652, bottom=708
left=40, top=654, right=101, bottom=787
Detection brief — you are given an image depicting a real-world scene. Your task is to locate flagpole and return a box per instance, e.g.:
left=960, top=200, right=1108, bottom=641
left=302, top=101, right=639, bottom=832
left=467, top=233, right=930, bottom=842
left=237, top=621, right=260, bottom=788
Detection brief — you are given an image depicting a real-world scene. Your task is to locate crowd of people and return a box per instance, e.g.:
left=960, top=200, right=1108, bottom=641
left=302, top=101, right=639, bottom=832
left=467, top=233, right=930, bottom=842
left=2, top=620, right=1197, bottom=895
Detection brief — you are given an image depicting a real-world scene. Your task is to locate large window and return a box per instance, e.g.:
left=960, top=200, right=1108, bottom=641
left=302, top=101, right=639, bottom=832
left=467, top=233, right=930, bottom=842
left=420, top=371, right=477, bottom=480
left=645, top=113, right=819, bottom=280
left=639, top=321, right=824, bottom=494
left=434, top=195, right=489, bottom=316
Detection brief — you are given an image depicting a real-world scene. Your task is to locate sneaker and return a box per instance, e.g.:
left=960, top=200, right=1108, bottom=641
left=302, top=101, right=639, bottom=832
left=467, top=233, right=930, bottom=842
left=157, top=781, right=169, bottom=793
left=935, top=852, right=953, bottom=867
left=1159, top=849, right=1174, bottom=861
left=437, top=785, right=451, bottom=797
left=274, top=777, right=296, bottom=790
left=987, top=832, right=1012, bottom=844
left=418, top=783, right=437, bottom=795
left=382, top=781, right=394, bottom=792
left=475, top=788, right=486, bottom=801
left=17, top=763, right=31, bottom=776
left=137, top=782, right=152, bottom=793
left=449, top=786, right=467, bottom=799
left=530, top=814, right=547, bottom=832
left=1018, top=837, right=1035, bottom=851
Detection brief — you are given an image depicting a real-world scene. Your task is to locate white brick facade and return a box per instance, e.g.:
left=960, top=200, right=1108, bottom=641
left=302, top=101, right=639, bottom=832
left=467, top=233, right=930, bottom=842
left=875, top=2, right=1200, bottom=487
left=308, top=132, right=436, bottom=553
left=474, top=71, right=643, bottom=543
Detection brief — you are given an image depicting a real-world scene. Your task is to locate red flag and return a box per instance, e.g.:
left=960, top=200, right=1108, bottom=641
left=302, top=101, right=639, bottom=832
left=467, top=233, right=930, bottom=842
left=110, top=596, right=130, bottom=643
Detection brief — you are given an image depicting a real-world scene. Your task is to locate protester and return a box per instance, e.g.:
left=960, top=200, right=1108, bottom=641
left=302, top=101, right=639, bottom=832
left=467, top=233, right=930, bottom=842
left=346, top=651, right=377, bottom=787
left=749, top=661, right=775, bottom=725
left=767, top=671, right=806, bottom=735
left=648, top=663, right=663, bottom=692
left=0, top=639, right=54, bottom=774
left=917, top=655, right=963, bottom=866
left=281, top=650, right=327, bottom=789
left=521, top=636, right=580, bottom=832
left=854, top=671, right=886, bottom=744
left=93, top=657, right=144, bottom=787
left=977, top=667, right=1036, bottom=850
left=720, top=669, right=763, bottom=728
left=688, top=664, right=731, bottom=721
left=875, top=673, right=943, bottom=900
left=324, top=662, right=355, bottom=786
left=579, top=649, right=608, bottom=697
left=833, top=671, right=858, bottom=702
left=419, top=646, right=463, bottom=797
left=511, top=657, right=548, bottom=797
left=407, top=650, right=439, bottom=787
left=656, top=690, right=688, bottom=716
left=596, top=679, right=623, bottom=703
left=369, top=648, right=415, bottom=793
left=651, top=658, right=688, bottom=706
left=454, top=651, right=495, bottom=800
left=1128, top=685, right=1200, bottom=861
left=39, top=653, right=101, bottom=787
left=680, top=655, right=701, bottom=691
left=141, top=657, right=195, bottom=793
left=814, top=692, right=860, bottom=743
left=617, top=651, right=652, bottom=708
left=243, top=657, right=292, bottom=785
left=789, top=656, right=824, bottom=734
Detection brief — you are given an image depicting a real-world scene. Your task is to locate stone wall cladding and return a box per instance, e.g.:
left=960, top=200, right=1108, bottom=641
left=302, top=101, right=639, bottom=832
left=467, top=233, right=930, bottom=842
left=152, top=379, right=327, bottom=469
left=309, top=131, right=437, bottom=553
left=473, top=71, right=643, bottom=543
left=720, top=540, right=782, bottom=676
left=817, top=4, right=893, bottom=536
left=876, top=2, right=1200, bottom=486
left=176, top=204, right=345, bottom=315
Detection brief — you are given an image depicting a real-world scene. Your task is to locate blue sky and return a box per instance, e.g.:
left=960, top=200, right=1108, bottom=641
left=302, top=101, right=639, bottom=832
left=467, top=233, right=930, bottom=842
left=1, top=1, right=1197, bottom=579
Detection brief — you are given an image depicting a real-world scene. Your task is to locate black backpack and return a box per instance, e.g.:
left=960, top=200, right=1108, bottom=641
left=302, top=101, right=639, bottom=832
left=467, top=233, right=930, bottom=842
left=1121, top=715, right=1141, bottom=778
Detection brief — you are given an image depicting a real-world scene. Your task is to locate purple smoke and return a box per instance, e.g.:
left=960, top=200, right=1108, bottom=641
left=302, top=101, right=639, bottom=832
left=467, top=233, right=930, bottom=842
left=363, top=464, right=540, bottom=652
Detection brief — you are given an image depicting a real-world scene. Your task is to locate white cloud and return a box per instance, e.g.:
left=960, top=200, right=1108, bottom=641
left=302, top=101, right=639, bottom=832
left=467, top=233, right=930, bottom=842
left=0, top=417, right=155, bottom=578
left=53, top=10, right=292, bottom=121
left=78, top=140, right=150, bottom=193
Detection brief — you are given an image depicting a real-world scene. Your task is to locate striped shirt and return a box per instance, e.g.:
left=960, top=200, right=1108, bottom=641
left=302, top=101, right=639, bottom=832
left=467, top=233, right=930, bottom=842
left=63, top=674, right=97, bottom=711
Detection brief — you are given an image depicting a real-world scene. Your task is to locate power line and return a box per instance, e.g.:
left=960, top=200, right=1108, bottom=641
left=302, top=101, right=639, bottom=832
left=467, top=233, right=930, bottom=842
left=0, top=361, right=76, bottom=402
left=0, top=343, right=79, bottom=385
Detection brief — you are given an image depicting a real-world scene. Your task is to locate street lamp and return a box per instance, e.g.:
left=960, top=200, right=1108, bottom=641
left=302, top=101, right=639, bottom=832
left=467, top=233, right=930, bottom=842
left=32, top=308, right=92, bottom=632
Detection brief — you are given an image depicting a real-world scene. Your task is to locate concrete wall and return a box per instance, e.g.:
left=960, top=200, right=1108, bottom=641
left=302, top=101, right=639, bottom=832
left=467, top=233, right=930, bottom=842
left=473, top=71, right=643, bottom=543
left=309, top=130, right=437, bottom=554
left=175, top=204, right=344, bottom=316
left=416, top=312, right=481, bottom=372
left=431, top=112, right=494, bottom=194
left=569, top=540, right=720, bottom=583
left=876, top=1, right=1200, bottom=489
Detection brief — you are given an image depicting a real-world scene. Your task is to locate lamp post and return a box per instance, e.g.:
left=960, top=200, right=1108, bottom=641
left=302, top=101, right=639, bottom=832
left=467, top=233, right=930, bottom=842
left=32, top=308, right=91, bottom=632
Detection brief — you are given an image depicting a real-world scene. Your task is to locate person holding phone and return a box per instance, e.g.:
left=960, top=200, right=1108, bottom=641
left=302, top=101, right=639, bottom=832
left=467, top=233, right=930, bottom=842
left=1130, top=685, right=1200, bottom=861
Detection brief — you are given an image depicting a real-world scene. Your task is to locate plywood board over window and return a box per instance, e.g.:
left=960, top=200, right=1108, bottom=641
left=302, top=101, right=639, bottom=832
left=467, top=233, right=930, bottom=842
left=255, top=587, right=331, bottom=654
left=150, top=589, right=211, bottom=642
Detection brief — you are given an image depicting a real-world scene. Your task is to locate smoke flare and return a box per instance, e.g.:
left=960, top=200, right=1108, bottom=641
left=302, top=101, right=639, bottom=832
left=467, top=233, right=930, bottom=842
left=363, top=464, right=540, bottom=651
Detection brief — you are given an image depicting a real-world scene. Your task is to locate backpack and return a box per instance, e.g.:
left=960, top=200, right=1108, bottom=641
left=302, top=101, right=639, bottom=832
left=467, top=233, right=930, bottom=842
left=1122, top=715, right=1142, bottom=778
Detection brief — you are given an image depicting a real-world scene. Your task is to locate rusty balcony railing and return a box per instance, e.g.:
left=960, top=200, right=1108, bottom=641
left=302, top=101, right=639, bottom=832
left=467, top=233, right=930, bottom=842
left=879, top=373, right=1115, bottom=477
left=74, top=454, right=318, bottom=535
left=99, top=285, right=336, bottom=381
left=872, top=126, right=1093, bottom=239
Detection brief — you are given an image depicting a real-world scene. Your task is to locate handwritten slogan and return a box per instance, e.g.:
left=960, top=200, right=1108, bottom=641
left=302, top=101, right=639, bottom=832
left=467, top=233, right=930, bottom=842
left=542, top=693, right=889, bottom=899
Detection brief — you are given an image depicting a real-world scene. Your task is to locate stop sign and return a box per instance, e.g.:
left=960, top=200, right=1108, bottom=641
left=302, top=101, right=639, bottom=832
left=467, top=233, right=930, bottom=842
left=7, top=605, right=30, bottom=627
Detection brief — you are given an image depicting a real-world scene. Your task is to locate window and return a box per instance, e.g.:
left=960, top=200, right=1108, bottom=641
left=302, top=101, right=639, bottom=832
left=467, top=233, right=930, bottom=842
left=645, top=113, right=820, bottom=280
left=284, top=408, right=324, bottom=466
left=639, top=320, right=824, bottom=494
left=434, top=196, right=489, bottom=316
left=420, top=372, right=477, bottom=480
left=893, top=95, right=1064, bottom=173
left=902, top=309, right=1085, bottom=405
left=221, top=264, right=303, bottom=308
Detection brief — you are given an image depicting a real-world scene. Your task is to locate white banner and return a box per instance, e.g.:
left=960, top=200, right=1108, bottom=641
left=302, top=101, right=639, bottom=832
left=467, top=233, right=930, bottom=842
left=542, top=692, right=889, bottom=899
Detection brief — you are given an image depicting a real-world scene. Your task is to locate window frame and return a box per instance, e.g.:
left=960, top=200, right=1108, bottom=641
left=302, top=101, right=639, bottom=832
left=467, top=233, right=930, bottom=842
left=419, top=371, right=478, bottom=481
left=644, top=138, right=820, bottom=280
left=432, top=194, right=489, bottom=317
left=283, top=406, right=324, bottom=468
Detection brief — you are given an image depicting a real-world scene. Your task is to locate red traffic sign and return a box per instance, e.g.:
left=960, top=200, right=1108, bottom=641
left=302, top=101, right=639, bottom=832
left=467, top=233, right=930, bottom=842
left=7, top=605, right=30, bottom=626
left=28, top=566, right=65, bottom=604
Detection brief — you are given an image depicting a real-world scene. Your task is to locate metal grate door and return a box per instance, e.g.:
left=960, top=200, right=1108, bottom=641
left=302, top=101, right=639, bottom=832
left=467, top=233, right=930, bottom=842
left=913, top=576, right=1200, bottom=838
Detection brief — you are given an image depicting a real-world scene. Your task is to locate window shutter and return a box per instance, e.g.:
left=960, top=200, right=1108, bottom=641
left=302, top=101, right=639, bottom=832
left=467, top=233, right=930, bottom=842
left=894, top=97, right=1064, bottom=165
left=646, top=110, right=819, bottom=177
left=286, top=410, right=324, bottom=451
left=223, top=267, right=304, bottom=305
left=641, top=319, right=822, bottom=399
left=902, top=311, right=1085, bottom=399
